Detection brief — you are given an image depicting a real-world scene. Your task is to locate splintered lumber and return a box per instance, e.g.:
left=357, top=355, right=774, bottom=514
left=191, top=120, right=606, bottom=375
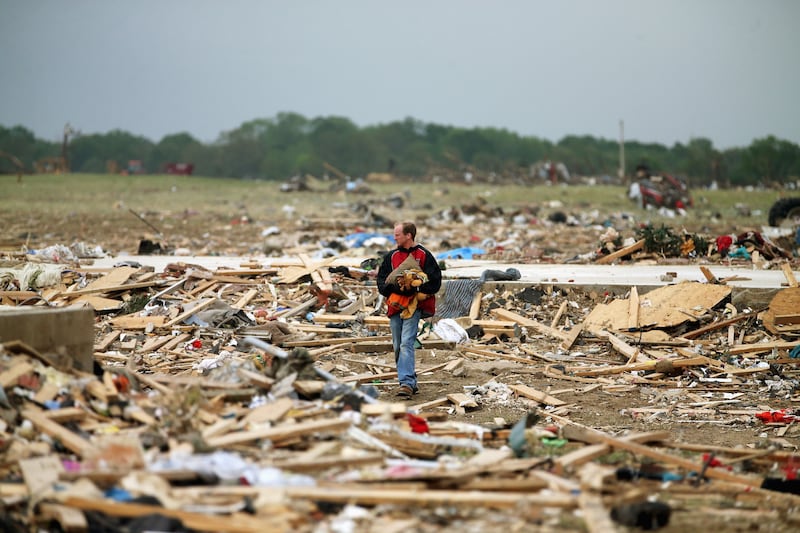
left=509, top=384, right=566, bottom=406
left=548, top=413, right=762, bottom=487
left=553, top=431, right=670, bottom=475
left=595, top=238, right=644, bottom=264
left=490, top=308, right=569, bottom=341
left=80, top=266, right=139, bottom=292
left=108, top=315, right=167, bottom=329
left=206, top=417, right=351, bottom=447
left=42, top=407, right=88, bottom=423
left=569, top=356, right=708, bottom=377
left=579, top=492, right=618, bottom=533
left=62, top=496, right=285, bottom=533
left=0, top=360, right=33, bottom=387
left=602, top=331, right=646, bottom=363
left=551, top=300, right=568, bottom=328
left=95, top=330, right=121, bottom=352
left=447, top=393, right=478, bottom=409
left=63, top=279, right=163, bottom=297
left=22, top=409, right=98, bottom=457
left=243, top=397, right=294, bottom=424
left=699, top=266, right=719, bottom=283
left=682, top=312, right=754, bottom=339
left=273, top=452, right=385, bottom=473
left=73, top=294, right=123, bottom=311
left=408, top=397, right=450, bottom=411
left=725, top=341, right=798, bottom=355
left=628, top=286, right=639, bottom=329
left=560, top=322, right=584, bottom=350
left=283, top=335, right=393, bottom=348
left=163, top=297, right=218, bottom=327
left=782, top=263, right=798, bottom=287
left=469, top=290, right=483, bottom=319
left=284, top=486, right=577, bottom=509
left=232, top=288, right=258, bottom=309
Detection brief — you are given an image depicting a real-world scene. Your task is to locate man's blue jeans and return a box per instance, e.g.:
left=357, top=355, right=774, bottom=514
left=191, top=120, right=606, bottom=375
left=390, top=309, right=421, bottom=390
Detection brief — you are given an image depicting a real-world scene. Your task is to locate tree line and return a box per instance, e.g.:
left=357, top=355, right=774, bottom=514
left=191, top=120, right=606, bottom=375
left=1, top=112, right=798, bottom=187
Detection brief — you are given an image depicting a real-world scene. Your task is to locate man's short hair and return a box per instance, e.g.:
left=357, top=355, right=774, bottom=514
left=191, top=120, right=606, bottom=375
left=400, top=221, right=417, bottom=239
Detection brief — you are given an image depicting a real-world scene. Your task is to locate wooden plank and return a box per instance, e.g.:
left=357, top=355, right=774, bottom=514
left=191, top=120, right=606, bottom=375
left=595, top=239, right=645, bottom=265
left=63, top=279, right=163, bottom=297
left=683, top=311, right=753, bottom=339
left=699, top=265, right=719, bottom=283
left=0, top=361, right=33, bottom=387
left=81, top=266, right=138, bottom=292
left=627, top=286, right=639, bottom=329
left=603, top=331, right=647, bottom=364
left=408, top=397, right=450, bottom=411
left=509, top=384, right=566, bottom=406
left=108, top=315, right=167, bottom=329
left=274, top=453, right=384, bottom=473
left=62, top=497, right=285, bottom=533
left=243, top=397, right=294, bottom=424
left=42, top=407, right=88, bottom=423
left=137, top=334, right=173, bottom=353
left=163, top=297, right=217, bottom=328
left=95, top=330, right=121, bottom=352
left=548, top=412, right=762, bottom=487
left=726, top=341, right=797, bottom=355
left=463, top=346, right=539, bottom=364
left=553, top=431, right=670, bottom=475
left=73, top=294, right=123, bottom=312
left=551, top=300, right=568, bottom=329
left=468, top=290, right=483, bottom=319
left=22, top=409, right=98, bottom=457
left=206, top=417, right=351, bottom=448
left=570, top=356, right=708, bottom=377
left=579, top=492, right=618, bottom=533
left=283, top=334, right=393, bottom=348
left=447, top=393, right=478, bottom=409
left=233, top=288, right=259, bottom=310
left=490, top=308, right=570, bottom=341
left=782, top=263, right=799, bottom=287
left=33, top=381, right=60, bottom=404
left=560, top=322, right=584, bottom=351
left=284, top=486, right=577, bottom=509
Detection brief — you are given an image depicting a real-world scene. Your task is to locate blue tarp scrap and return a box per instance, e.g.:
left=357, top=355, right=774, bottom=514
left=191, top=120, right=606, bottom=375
left=436, top=247, right=486, bottom=260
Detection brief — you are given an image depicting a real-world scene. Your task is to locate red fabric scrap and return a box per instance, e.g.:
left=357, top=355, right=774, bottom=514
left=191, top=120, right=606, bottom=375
left=755, top=410, right=797, bottom=424
left=406, top=413, right=429, bottom=434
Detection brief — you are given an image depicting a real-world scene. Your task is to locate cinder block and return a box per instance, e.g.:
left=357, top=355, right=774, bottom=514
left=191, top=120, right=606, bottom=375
left=0, top=306, right=94, bottom=372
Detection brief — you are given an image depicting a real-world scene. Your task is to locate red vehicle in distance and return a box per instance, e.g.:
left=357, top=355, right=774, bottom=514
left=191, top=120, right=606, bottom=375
left=164, top=162, right=194, bottom=175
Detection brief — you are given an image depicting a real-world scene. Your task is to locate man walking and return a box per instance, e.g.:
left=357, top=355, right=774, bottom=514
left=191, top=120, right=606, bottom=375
left=376, top=221, right=442, bottom=398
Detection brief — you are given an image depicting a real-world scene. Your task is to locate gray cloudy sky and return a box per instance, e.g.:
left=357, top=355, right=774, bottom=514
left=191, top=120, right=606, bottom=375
left=1, top=0, right=798, bottom=149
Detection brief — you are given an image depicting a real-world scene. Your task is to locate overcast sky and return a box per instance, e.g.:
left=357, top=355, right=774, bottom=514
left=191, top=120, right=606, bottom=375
left=1, top=0, right=798, bottom=149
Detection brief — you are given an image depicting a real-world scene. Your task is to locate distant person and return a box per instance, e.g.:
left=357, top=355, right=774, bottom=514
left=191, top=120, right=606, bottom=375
left=376, top=221, right=442, bottom=398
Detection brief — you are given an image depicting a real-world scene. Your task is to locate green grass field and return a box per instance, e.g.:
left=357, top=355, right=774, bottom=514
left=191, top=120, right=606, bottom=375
left=0, top=173, right=789, bottom=233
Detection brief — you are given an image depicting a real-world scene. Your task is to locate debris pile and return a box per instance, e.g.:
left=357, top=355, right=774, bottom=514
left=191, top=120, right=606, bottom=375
left=1, top=244, right=800, bottom=530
